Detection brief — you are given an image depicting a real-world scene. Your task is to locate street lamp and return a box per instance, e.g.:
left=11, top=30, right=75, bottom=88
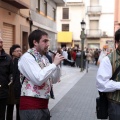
left=80, top=19, right=86, bottom=72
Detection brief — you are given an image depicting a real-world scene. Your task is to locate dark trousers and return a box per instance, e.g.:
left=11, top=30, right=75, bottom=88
left=0, top=98, right=7, bottom=120
left=95, top=58, right=98, bottom=65
left=108, top=101, right=120, bottom=120
left=19, top=109, right=50, bottom=120
left=6, top=104, right=20, bottom=120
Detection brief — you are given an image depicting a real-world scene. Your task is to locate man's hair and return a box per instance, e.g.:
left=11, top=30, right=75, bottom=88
left=9, top=44, right=21, bottom=56
left=28, top=29, right=48, bottom=48
left=115, top=29, right=120, bottom=42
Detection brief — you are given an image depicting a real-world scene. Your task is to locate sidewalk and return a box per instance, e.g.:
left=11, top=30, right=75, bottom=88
left=49, top=65, right=86, bottom=110
left=50, top=64, right=99, bottom=120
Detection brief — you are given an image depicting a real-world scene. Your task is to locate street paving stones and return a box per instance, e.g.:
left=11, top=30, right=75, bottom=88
left=50, top=65, right=100, bottom=120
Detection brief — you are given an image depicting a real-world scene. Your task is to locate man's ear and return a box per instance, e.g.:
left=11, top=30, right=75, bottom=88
left=33, top=40, right=38, bottom=46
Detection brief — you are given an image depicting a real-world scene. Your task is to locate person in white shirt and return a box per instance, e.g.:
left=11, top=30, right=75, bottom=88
left=96, top=29, right=120, bottom=120
left=62, top=47, right=68, bottom=65
left=97, top=45, right=108, bottom=65
left=18, top=29, right=64, bottom=120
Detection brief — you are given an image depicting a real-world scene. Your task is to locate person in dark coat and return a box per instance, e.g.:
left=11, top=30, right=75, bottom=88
left=6, top=44, right=22, bottom=120
left=75, top=49, right=81, bottom=67
left=94, top=48, right=100, bottom=65
left=0, top=37, right=13, bottom=120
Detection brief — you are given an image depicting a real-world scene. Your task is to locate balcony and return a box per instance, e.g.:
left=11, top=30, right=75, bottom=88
left=2, top=0, right=29, bottom=9
left=87, top=6, right=101, bottom=16
left=52, top=0, right=65, bottom=6
left=86, top=29, right=101, bottom=38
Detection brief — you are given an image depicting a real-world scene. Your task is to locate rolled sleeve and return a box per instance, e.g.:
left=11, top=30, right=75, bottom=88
left=96, top=56, right=120, bottom=92
left=18, top=53, right=57, bottom=86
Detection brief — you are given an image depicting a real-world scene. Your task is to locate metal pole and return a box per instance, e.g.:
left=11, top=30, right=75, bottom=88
left=80, top=30, right=84, bottom=72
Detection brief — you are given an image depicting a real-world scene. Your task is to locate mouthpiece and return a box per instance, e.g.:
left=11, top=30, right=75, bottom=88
left=49, top=50, right=56, bottom=55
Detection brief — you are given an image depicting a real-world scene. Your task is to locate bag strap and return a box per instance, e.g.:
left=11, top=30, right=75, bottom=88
left=111, top=65, right=120, bottom=80
left=21, top=52, right=36, bottom=84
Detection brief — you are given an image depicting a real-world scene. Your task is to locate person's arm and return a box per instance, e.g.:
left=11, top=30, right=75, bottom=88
left=51, top=65, right=61, bottom=84
left=18, top=53, right=57, bottom=86
left=96, top=56, right=120, bottom=92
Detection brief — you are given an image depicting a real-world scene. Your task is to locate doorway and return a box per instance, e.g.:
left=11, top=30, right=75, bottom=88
left=22, top=32, right=28, bottom=53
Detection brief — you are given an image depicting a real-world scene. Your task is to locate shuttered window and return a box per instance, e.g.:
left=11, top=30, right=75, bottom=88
left=90, top=0, right=99, bottom=6
left=3, top=23, right=14, bottom=54
left=90, top=20, right=98, bottom=29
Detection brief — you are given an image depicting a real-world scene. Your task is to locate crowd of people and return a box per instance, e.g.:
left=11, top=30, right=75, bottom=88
left=54, top=46, right=113, bottom=68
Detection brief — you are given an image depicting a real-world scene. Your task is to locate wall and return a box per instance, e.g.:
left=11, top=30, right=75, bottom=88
left=0, top=0, right=30, bottom=52
left=57, top=4, right=85, bottom=41
left=99, top=14, right=114, bottom=36
left=30, top=0, right=58, bottom=50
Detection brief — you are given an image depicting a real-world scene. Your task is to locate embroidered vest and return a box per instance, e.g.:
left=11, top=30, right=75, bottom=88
left=20, top=48, right=52, bottom=99
left=107, top=49, right=120, bottom=102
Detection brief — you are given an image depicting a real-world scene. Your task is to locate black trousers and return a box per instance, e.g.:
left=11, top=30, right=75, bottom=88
left=108, top=101, right=120, bottom=120
left=19, top=109, right=50, bottom=120
left=0, top=98, right=7, bottom=120
left=95, top=58, right=98, bottom=65
left=6, top=104, right=20, bottom=120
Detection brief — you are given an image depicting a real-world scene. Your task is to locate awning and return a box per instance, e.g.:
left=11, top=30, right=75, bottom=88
left=57, top=32, right=72, bottom=43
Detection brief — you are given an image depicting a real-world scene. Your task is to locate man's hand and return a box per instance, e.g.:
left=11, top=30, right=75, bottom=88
left=53, top=53, right=65, bottom=66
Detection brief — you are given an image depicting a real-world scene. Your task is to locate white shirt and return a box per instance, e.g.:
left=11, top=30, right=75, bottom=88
left=96, top=56, right=120, bottom=92
left=18, top=52, right=60, bottom=86
left=98, top=50, right=107, bottom=63
left=62, top=51, right=68, bottom=59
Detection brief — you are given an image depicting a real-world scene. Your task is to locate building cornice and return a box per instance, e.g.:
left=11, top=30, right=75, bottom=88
left=33, top=21, right=57, bottom=33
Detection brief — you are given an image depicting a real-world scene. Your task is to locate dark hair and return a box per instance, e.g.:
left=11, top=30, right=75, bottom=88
left=115, top=29, right=120, bottom=42
left=9, top=44, right=21, bottom=56
left=28, top=29, right=48, bottom=48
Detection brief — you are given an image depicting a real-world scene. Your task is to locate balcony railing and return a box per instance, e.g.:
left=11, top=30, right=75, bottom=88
left=87, top=6, right=101, bottom=15
left=2, top=0, right=29, bottom=9
left=86, top=29, right=101, bottom=38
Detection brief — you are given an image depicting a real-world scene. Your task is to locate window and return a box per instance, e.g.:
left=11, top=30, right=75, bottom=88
left=44, top=0, right=47, bottom=16
left=62, top=8, right=69, bottom=19
left=62, top=24, right=69, bottom=31
left=53, top=8, right=56, bottom=21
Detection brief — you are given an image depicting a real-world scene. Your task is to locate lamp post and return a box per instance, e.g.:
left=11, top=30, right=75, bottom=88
left=80, top=20, right=86, bottom=72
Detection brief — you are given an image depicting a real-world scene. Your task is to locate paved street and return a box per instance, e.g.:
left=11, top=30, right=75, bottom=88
left=13, top=64, right=99, bottom=120
left=50, top=64, right=99, bottom=120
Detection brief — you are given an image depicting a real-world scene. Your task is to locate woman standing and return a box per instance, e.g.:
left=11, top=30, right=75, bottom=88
left=6, top=44, right=22, bottom=120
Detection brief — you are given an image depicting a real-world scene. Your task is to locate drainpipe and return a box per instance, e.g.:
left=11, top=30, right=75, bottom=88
left=26, top=16, right=33, bottom=33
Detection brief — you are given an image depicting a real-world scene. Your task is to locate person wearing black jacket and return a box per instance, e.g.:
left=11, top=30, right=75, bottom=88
left=0, top=37, right=13, bottom=120
left=6, top=44, right=22, bottom=120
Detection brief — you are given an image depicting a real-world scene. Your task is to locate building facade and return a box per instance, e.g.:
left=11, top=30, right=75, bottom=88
left=85, top=0, right=114, bottom=49
left=0, top=0, right=30, bottom=53
left=57, top=1, right=85, bottom=48
left=0, top=0, right=65, bottom=54
left=30, top=0, right=65, bottom=50
left=57, top=0, right=114, bottom=50
left=114, top=0, right=120, bottom=32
